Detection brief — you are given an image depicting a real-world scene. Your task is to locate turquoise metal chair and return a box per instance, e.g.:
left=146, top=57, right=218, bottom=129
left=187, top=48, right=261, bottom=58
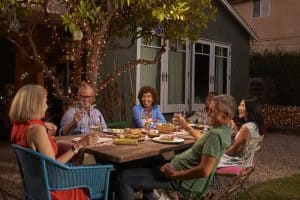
left=12, top=144, right=113, bottom=200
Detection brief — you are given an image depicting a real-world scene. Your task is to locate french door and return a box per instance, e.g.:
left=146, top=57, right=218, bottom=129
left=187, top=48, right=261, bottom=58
left=136, top=38, right=231, bottom=113
left=192, top=40, right=231, bottom=111
left=136, top=37, right=189, bottom=113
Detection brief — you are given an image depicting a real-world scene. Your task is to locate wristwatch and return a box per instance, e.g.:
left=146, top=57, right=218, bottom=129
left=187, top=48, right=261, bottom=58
left=71, top=145, right=79, bottom=154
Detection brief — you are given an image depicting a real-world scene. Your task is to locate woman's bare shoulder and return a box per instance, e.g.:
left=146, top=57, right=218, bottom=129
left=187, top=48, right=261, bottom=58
left=28, top=124, right=47, bottom=135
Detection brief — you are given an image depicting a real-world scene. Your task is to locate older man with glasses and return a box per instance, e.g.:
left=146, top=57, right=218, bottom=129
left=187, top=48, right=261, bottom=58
left=60, top=82, right=107, bottom=135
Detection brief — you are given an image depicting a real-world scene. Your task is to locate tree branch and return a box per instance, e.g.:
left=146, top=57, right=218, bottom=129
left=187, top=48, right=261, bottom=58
left=97, top=42, right=166, bottom=92
left=25, top=25, right=71, bottom=102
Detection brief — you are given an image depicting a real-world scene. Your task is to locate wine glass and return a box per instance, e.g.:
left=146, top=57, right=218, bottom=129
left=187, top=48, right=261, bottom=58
left=172, top=112, right=181, bottom=132
left=142, top=112, right=152, bottom=131
left=76, top=103, right=85, bottom=133
left=180, top=108, right=187, bottom=118
left=89, top=114, right=102, bottom=133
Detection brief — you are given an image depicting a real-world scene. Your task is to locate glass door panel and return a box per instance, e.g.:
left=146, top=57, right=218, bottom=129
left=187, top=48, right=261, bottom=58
left=214, top=46, right=228, bottom=94
left=194, top=43, right=210, bottom=104
left=139, top=37, right=162, bottom=102
left=167, top=40, right=186, bottom=104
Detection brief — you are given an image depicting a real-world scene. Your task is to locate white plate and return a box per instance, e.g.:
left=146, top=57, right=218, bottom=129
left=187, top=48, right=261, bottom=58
left=104, top=128, right=124, bottom=134
left=152, top=136, right=184, bottom=144
left=72, top=137, right=82, bottom=142
left=171, top=130, right=189, bottom=135
left=96, top=137, right=113, bottom=143
left=171, top=131, right=189, bottom=138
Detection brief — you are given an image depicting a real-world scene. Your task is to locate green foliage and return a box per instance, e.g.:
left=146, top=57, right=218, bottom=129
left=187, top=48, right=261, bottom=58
left=0, top=0, right=216, bottom=42
left=250, top=50, right=300, bottom=105
left=237, top=174, right=300, bottom=200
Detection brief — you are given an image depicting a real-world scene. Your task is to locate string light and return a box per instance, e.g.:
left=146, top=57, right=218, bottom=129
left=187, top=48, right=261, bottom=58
left=261, top=105, right=300, bottom=128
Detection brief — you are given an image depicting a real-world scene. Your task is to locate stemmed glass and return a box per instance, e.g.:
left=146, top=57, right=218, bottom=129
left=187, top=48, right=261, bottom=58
left=172, top=112, right=181, bottom=132
left=180, top=108, right=187, bottom=118
left=89, top=114, right=102, bottom=133
left=198, top=109, right=207, bottom=125
left=142, top=112, right=152, bottom=131
left=76, top=102, right=85, bottom=133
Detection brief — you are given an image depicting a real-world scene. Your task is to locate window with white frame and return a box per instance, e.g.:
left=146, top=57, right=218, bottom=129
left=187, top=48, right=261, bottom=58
left=253, top=0, right=270, bottom=18
left=137, top=38, right=230, bottom=114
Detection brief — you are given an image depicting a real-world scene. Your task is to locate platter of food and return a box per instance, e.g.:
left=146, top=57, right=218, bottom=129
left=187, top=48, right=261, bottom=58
left=147, top=129, right=160, bottom=138
left=152, top=134, right=184, bottom=144
left=103, top=128, right=124, bottom=134
left=113, top=138, right=139, bottom=145
left=116, top=128, right=145, bottom=141
left=72, top=137, right=113, bottom=143
left=156, top=123, right=175, bottom=134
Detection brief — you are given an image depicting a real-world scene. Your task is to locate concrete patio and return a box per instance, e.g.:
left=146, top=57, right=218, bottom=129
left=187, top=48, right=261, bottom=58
left=0, top=129, right=299, bottom=200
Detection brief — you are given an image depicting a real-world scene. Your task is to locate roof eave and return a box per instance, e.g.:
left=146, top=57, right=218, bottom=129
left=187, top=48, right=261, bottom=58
left=219, top=0, right=258, bottom=40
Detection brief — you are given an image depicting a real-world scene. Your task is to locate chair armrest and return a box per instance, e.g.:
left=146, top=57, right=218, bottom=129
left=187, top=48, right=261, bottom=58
left=46, top=162, right=113, bottom=199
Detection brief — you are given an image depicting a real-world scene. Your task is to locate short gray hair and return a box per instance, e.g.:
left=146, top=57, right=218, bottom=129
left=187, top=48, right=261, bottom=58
left=212, top=94, right=236, bottom=119
left=77, top=82, right=95, bottom=96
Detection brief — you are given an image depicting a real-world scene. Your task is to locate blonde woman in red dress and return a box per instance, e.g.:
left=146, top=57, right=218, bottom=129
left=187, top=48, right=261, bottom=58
left=9, top=84, right=99, bottom=200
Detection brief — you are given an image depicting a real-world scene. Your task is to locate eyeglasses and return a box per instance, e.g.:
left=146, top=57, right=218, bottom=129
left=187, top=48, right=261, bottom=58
left=79, top=95, right=94, bottom=100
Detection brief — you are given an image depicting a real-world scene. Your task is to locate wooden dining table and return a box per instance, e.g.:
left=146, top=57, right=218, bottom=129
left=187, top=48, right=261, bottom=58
left=55, top=131, right=196, bottom=166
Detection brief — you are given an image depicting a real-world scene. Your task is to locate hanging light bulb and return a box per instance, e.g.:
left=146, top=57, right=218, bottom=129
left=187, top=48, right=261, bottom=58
left=73, top=30, right=84, bottom=41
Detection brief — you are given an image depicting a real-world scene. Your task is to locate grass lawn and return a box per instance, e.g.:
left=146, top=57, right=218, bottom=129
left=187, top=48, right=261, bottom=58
left=237, top=174, right=300, bottom=200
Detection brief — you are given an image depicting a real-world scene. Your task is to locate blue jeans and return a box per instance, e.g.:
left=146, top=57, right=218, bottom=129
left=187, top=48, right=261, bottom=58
left=117, top=166, right=183, bottom=200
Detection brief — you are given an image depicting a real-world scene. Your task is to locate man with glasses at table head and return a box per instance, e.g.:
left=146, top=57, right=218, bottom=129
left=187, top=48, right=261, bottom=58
left=60, top=82, right=107, bottom=135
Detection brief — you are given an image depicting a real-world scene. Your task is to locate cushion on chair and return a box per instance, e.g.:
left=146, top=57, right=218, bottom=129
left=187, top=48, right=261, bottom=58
left=216, top=166, right=252, bottom=176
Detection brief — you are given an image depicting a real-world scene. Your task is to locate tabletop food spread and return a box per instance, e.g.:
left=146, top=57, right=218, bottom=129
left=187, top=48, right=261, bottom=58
left=56, top=126, right=198, bottom=163
left=69, top=126, right=198, bottom=146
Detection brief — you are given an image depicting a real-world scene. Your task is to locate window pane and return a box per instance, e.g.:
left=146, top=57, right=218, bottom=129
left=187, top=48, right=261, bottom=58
left=140, top=46, right=161, bottom=102
left=215, top=47, right=228, bottom=94
left=195, top=43, right=209, bottom=54
left=261, top=0, right=269, bottom=17
left=216, top=46, right=228, bottom=57
left=168, top=49, right=186, bottom=104
left=142, top=36, right=161, bottom=47
left=253, top=0, right=260, bottom=17
left=203, top=44, right=210, bottom=54
left=194, top=53, right=209, bottom=104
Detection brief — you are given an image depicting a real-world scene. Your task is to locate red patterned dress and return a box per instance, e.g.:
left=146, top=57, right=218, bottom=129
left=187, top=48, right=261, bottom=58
left=11, top=119, right=88, bottom=200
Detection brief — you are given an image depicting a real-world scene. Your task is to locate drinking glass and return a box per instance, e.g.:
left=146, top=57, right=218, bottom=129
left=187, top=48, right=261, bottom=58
left=180, top=108, right=187, bottom=118
left=142, top=112, right=152, bottom=131
left=197, top=109, right=206, bottom=125
left=172, top=112, right=181, bottom=132
left=76, top=104, right=85, bottom=133
left=89, top=114, right=102, bottom=133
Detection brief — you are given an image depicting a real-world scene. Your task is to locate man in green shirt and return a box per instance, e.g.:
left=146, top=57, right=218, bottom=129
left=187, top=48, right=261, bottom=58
left=117, top=94, right=236, bottom=200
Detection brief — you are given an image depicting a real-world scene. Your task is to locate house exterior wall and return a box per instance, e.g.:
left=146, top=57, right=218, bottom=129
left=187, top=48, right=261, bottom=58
left=100, top=38, right=138, bottom=124
left=202, top=1, right=251, bottom=100
left=231, top=0, right=300, bottom=52
left=101, top=1, right=252, bottom=123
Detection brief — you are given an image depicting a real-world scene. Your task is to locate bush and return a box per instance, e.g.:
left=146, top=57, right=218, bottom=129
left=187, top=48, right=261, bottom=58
left=250, top=50, right=300, bottom=106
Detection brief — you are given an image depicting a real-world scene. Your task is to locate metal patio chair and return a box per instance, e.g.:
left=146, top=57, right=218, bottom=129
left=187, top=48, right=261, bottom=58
left=12, top=144, right=113, bottom=200
left=214, top=136, right=264, bottom=200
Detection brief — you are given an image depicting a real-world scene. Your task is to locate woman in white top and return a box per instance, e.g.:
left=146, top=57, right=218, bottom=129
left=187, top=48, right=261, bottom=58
left=219, top=96, right=264, bottom=167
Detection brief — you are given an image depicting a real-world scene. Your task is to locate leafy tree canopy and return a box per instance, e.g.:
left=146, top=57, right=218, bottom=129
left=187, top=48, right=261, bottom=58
left=0, top=0, right=216, bottom=99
